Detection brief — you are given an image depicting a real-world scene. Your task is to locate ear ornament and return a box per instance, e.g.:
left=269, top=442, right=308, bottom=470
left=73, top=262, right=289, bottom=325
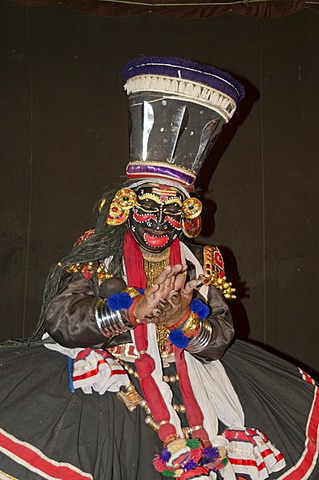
left=182, top=197, right=202, bottom=219
left=106, top=188, right=136, bottom=226
left=182, top=216, right=202, bottom=238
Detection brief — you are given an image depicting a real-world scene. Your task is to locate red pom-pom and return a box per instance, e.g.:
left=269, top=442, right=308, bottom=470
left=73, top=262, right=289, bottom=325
left=190, top=447, right=202, bottom=463
left=153, top=456, right=167, bottom=472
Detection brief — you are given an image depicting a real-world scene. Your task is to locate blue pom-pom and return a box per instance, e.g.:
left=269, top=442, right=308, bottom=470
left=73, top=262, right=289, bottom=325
left=190, top=298, right=210, bottom=319
left=169, top=329, right=189, bottom=349
left=160, top=448, right=171, bottom=462
left=185, top=460, right=197, bottom=471
left=203, top=446, right=219, bottom=461
left=107, top=292, right=133, bottom=310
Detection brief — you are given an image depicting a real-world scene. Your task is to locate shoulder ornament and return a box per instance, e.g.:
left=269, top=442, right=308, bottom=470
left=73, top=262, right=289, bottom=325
left=198, top=245, right=236, bottom=299
left=62, top=229, right=113, bottom=282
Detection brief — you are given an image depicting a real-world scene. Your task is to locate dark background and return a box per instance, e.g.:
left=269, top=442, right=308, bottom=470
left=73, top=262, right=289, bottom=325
left=1, top=0, right=318, bottom=378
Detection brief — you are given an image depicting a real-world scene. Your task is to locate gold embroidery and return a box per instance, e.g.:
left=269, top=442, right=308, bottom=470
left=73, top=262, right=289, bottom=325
left=66, top=261, right=112, bottom=282
left=117, top=383, right=143, bottom=411
left=198, top=246, right=236, bottom=299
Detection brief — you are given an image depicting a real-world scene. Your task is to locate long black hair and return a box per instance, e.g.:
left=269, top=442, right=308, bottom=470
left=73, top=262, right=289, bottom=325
left=1, top=185, right=129, bottom=348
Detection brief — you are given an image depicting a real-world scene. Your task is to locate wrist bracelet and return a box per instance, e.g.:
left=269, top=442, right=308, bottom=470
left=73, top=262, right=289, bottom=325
left=168, top=298, right=210, bottom=349
left=124, top=287, right=142, bottom=299
left=186, top=318, right=212, bottom=353
left=127, top=295, right=143, bottom=326
left=181, top=311, right=200, bottom=338
left=95, top=298, right=134, bottom=338
left=167, top=309, right=191, bottom=331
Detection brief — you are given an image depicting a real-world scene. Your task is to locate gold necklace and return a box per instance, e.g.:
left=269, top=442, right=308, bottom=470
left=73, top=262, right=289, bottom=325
left=141, top=247, right=171, bottom=359
left=141, top=246, right=170, bottom=288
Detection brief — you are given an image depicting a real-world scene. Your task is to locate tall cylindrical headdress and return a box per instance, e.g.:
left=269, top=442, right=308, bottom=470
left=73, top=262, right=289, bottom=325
left=123, top=56, right=245, bottom=191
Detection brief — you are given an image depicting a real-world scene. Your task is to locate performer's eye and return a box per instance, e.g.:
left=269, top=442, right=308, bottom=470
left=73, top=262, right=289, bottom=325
left=137, top=200, right=159, bottom=213
left=163, top=203, right=182, bottom=215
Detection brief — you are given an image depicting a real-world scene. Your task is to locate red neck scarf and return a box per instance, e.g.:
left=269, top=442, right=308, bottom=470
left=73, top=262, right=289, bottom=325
left=123, top=230, right=181, bottom=288
left=123, top=230, right=209, bottom=443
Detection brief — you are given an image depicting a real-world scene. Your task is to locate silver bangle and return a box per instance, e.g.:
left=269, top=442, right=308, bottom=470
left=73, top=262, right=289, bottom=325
left=95, top=298, right=133, bottom=337
left=186, top=319, right=212, bottom=353
left=95, top=299, right=106, bottom=332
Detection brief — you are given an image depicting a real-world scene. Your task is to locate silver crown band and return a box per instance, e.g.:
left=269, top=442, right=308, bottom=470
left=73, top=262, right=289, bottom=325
left=125, top=75, right=236, bottom=122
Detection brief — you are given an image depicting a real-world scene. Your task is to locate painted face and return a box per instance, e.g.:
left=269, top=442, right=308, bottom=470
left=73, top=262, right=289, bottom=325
left=129, top=184, right=185, bottom=252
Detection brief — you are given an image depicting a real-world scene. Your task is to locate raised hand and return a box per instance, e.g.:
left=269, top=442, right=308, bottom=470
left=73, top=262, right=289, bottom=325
left=133, top=264, right=198, bottom=327
left=147, top=277, right=199, bottom=327
left=134, top=264, right=186, bottom=320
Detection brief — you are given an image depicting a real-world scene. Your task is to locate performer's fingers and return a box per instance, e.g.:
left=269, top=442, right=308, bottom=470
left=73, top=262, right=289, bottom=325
left=152, top=266, right=172, bottom=288
left=145, top=283, right=160, bottom=296
left=174, top=271, right=187, bottom=291
left=158, top=298, right=168, bottom=308
left=167, top=290, right=181, bottom=306
left=169, top=264, right=187, bottom=277
left=155, top=264, right=186, bottom=285
left=157, top=299, right=171, bottom=311
left=182, top=279, right=199, bottom=297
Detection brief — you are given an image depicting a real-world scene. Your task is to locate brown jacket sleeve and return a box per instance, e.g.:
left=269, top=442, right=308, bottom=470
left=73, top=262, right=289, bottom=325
left=191, top=286, right=234, bottom=363
left=44, top=274, right=132, bottom=348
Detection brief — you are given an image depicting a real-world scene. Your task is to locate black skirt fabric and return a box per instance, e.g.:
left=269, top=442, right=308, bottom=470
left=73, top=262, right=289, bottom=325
left=221, top=341, right=319, bottom=479
left=0, top=340, right=318, bottom=480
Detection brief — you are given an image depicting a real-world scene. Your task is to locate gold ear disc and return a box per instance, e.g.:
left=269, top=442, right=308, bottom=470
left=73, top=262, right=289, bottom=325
left=106, top=201, right=130, bottom=226
left=182, top=197, right=202, bottom=219
left=113, top=188, right=137, bottom=209
left=106, top=188, right=136, bottom=226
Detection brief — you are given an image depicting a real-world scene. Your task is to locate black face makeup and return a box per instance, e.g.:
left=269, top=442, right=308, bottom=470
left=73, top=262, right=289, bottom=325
left=129, top=184, right=185, bottom=253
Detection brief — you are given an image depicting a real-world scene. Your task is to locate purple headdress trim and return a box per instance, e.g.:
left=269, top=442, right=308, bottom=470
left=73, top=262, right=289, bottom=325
left=126, top=162, right=196, bottom=187
left=123, top=55, right=245, bottom=104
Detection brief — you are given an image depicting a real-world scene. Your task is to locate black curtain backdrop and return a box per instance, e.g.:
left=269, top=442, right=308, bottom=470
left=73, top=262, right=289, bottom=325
left=1, top=0, right=318, bottom=378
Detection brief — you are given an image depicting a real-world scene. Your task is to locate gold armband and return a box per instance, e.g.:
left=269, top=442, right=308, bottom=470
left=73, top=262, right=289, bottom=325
left=180, top=311, right=201, bottom=338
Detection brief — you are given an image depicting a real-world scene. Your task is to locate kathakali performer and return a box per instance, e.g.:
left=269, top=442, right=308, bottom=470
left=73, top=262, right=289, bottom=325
left=0, top=56, right=318, bottom=480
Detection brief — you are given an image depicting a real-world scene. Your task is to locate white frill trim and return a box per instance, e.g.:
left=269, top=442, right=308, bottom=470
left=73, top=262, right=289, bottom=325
left=43, top=334, right=129, bottom=394
left=72, top=349, right=129, bottom=394
left=222, top=428, right=286, bottom=480
left=43, top=333, right=83, bottom=359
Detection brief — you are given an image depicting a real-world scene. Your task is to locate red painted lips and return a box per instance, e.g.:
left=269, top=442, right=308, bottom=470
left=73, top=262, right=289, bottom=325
left=144, top=232, right=169, bottom=247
